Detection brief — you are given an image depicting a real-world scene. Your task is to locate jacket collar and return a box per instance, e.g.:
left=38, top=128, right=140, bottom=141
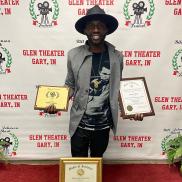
left=83, top=41, right=115, bottom=56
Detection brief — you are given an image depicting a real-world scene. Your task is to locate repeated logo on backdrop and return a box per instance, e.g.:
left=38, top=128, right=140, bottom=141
left=122, top=50, right=160, bottom=67
left=29, top=133, right=69, bottom=149
left=68, top=0, right=115, bottom=15
left=165, top=0, right=182, bottom=16
left=172, top=49, right=182, bottom=77
left=0, top=126, right=19, bottom=157
left=0, top=0, right=20, bottom=15
left=0, top=93, right=28, bottom=109
left=161, top=128, right=182, bottom=156
left=0, top=42, right=12, bottom=74
left=29, top=0, right=59, bottom=27
left=123, top=0, right=155, bottom=27
left=22, top=49, right=65, bottom=65
left=113, top=135, right=152, bottom=149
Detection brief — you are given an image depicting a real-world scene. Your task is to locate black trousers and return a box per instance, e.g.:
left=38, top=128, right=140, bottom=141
left=71, top=127, right=110, bottom=157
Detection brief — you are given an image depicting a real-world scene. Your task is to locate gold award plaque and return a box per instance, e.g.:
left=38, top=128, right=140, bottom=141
left=60, top=158, right=102, bottom=182
left=34, top=85, right=69, bottom=111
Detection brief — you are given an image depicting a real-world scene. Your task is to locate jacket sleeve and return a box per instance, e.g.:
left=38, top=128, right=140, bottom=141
left=118, top=53, right=124, bottom=113
left=64, top=53, right=75, bottom=98
left=119, top=52, right=124, bottom=81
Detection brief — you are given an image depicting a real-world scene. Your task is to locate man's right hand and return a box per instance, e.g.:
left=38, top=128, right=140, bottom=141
left=44, top=104, right=58, bottom=114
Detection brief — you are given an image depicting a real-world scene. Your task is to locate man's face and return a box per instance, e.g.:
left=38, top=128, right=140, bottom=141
left=84, top=20, right=108, bottom=46
left=100, top=67, right=110, bottom=80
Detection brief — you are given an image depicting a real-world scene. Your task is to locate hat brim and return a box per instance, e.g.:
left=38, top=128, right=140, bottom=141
left=75, top=14, right=118, bottom=35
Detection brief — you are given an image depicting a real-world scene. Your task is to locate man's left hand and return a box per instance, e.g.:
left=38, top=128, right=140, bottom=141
left=120, top=112, right=144, bottom=121
left=131, top=113, right=144, bottom=121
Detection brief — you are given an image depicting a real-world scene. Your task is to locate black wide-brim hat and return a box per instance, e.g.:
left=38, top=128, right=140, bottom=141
left=75, top=5, right=118, bottom=35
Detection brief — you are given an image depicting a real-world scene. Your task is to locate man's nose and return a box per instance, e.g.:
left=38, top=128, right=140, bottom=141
left=93, top=26, right=100, bottom=32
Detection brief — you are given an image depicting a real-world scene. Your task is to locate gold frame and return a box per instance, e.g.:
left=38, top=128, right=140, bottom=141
left=119, top=77, right=155, bottom=119
left=60, top=158, right=102, bottom=182
left=34, top=85, right=70, bottom=111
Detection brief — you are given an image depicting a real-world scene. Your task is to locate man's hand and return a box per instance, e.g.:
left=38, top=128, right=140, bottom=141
left=131, top=113, right=144, bottom=121
left=44, top=104, right=58, bottom=114
left=120, top=112, right=144, bottom=121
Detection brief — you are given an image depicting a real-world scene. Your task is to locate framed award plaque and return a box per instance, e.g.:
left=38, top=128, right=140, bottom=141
left=60, top=158, right=102, bottom=182
left=119, top=77, right=155, bottom=119
left=34, top=85, right=70, bottom=111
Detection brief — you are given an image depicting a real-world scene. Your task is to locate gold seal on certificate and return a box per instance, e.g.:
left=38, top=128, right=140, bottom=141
left=34, top=85, right=70, bottom=111
left=119, top=77, right=155, bottom=119
left=60, top=158, right=102, bottom=182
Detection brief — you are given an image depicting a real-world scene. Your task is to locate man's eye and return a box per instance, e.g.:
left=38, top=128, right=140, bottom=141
left=87, top=24, right=105, bottom=29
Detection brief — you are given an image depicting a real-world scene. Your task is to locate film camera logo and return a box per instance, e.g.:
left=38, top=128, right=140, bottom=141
left=172, top=49, right=182, bottom=77
left=29, top=0, right=59, bottom=27
left=123, top=0, right=155, bottom=28
left=0, top=133, right=19, bottom=157
left=0, top=46, right=12, bottom=74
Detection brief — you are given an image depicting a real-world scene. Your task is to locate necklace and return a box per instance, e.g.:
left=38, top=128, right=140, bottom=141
left=91, top=52, right=103, bottom=77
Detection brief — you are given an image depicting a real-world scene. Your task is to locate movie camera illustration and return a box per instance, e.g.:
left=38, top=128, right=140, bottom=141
left=37, top=1, right=52, bottom=26
left=0, top=52, right=5, bottom=72
left=132, top=1, right=147, bottom=25
left=0, top=137, right=12, bottom=155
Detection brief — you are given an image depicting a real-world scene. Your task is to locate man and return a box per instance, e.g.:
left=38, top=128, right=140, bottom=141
left=45, top=5, right=143, bottom=157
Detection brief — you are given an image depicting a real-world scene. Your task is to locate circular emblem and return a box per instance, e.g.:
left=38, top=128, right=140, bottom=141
left=127, top=105, right=133, bottom=111
left=46, top=91, right=59, bottom=99
left=77, top=169, right=84, bottom=176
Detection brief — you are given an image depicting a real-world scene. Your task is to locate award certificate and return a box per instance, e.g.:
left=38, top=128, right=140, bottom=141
left=119, top=77, right=155, bottom=118
left=60, top=158, right=102, bottom=182
left=34, top=85, right=69, bottom=111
